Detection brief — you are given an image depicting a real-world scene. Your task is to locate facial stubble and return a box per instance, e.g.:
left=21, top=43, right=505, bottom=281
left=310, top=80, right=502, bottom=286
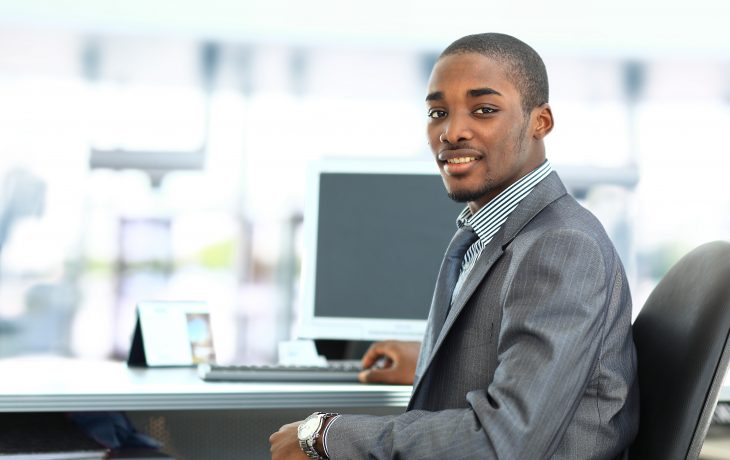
left=445, top=117, right=531, bottom=204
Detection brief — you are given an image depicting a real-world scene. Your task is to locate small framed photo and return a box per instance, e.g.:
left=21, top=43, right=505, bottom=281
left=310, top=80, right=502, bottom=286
left=135, top=301, right=216, bottom=367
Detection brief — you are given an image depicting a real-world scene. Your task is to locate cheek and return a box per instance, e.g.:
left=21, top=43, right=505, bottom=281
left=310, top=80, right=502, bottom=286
left=426, top=127, right=439, bottom=148
left=488, top=131, right=521, bottom=159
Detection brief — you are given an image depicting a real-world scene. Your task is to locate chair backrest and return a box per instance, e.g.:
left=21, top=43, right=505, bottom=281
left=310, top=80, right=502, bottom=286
left=630, top=241, right=730, bottom=460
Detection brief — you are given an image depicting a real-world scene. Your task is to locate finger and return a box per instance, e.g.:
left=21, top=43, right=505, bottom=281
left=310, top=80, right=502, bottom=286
left=361, top=341, right=388, bottom=367
left=359, top=367, right=397, bottom=384
left=268, top=424, right=286, bottom=443
left=357, top=369, right=370, bottom=383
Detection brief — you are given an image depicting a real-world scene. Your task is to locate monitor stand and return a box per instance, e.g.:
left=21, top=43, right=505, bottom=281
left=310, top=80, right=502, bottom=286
left=314, top=339, right=373, bottom=361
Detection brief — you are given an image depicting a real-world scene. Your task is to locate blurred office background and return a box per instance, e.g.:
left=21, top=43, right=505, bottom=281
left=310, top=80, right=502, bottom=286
left=0, top=0, right=728, bottom=365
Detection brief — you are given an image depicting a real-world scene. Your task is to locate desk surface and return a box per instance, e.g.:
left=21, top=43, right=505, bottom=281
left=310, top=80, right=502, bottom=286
left=4, top=357, right=730, bottom=413
left=0, top=357, right=412, bottom=412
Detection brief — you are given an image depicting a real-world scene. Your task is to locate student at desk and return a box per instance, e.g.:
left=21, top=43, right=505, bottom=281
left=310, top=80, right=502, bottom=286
left=270, top=32, right=638, bottom=459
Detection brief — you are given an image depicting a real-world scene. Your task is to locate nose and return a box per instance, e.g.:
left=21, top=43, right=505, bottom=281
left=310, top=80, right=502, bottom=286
left=440, top=112, right=473, bottom=144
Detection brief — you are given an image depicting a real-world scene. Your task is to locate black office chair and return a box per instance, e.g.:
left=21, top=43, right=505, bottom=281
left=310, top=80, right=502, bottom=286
left=630, top=240, right=730, bottom=460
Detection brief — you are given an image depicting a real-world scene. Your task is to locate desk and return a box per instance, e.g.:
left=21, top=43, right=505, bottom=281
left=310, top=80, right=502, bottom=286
left=0, top=357, right=412, bottom=459
left=6, top=357, right=730, bottom=459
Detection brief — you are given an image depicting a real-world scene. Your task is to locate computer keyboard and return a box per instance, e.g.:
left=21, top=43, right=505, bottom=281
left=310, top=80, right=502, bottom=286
left=198, top=360, right=363, bottom=382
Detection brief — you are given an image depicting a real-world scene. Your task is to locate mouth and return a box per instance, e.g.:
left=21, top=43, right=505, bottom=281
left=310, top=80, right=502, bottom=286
left=437, top=146, right=483, bottom=163
left=445, top=156, right=477, bottom=165
left=437, top=148, right=483, bottom=175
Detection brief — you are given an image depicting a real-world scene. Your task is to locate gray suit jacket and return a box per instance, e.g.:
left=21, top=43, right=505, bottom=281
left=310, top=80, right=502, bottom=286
left=327, top=172, right=639, bottom=459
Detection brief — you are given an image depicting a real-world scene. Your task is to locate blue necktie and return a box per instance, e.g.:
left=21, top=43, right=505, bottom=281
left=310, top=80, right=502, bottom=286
left=435, top=225, right=478, bottom=323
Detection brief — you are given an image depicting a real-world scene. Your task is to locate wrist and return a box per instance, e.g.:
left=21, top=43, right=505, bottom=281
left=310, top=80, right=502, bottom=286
left=313, top=418, right=329, bottom=457
left=298, top=412, right=339, bottom=459
left=315, top=413, right=341, bottom=457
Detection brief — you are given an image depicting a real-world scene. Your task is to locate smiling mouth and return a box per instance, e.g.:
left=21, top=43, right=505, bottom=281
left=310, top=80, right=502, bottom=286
left=445, top=157, right=477, bottom=164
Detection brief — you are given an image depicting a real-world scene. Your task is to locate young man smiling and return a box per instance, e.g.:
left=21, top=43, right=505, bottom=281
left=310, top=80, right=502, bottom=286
left=270, top=33, right=638, bottom=460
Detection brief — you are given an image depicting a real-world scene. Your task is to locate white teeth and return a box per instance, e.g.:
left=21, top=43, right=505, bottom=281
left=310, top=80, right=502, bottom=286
left=446, top=157, right=476, bottom=164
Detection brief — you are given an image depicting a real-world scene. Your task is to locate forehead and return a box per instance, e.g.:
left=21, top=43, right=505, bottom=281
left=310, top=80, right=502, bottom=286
left=427, top=52, right=517, bottom=98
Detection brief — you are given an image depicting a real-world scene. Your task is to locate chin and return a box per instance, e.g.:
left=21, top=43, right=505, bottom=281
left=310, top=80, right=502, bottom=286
left=445, top=180, right=494, bottom=204
left=446, top=185, right=479, bottom=203
left=446, top=191, right=476, bottom=203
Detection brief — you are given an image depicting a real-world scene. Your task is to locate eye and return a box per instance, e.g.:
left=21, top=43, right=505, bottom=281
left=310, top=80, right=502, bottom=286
left=428, top=109, right=447, bottom=119
left=474, top=107, right=498, bottom=115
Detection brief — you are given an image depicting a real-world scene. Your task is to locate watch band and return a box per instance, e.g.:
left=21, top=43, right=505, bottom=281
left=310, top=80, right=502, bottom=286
left=299, top=435, right=323, bottom=460
left=298, top=412, right=339, bottom=459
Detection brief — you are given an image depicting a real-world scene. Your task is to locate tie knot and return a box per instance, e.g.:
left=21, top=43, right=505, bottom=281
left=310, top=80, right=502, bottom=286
left=446, top=225, right=478, bottom=261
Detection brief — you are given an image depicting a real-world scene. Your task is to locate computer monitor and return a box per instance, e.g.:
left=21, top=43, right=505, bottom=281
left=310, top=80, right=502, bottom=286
left=297, top=159, right=464, bottom=342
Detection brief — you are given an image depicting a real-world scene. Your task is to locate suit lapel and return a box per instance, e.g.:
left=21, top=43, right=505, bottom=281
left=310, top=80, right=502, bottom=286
left=411, top=172, right=568, bottom=403
left=414, top=238, right=502, bottom=384
left=437, top=242, right=503, bottom=345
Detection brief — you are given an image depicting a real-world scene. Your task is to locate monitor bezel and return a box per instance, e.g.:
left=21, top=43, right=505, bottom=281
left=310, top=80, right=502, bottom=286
left=296, top=158, right=443, bottom=342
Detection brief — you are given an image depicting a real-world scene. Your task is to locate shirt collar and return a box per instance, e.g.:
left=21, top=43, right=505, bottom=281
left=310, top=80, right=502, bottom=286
left=457, top=160, right=553, bottom=244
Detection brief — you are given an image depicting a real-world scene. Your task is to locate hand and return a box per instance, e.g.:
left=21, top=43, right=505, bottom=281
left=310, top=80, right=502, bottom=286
left=358, top=340, right=421, bottom=385
left=269, top=421, right=308, bottom=460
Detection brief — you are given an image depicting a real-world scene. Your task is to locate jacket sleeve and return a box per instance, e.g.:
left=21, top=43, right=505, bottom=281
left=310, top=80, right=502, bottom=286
left=325, top=229, right=621, bottom=459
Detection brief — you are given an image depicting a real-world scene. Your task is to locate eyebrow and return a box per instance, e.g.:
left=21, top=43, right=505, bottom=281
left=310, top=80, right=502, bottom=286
left=425, top=91, right=443, bottom=102
left=469, top=87, right=502, bottom=98
left=425, top=87, right=502, bottom=102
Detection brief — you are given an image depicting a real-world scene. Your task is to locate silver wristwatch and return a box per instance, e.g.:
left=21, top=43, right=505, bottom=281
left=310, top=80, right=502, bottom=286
left=298, top=412, right=338, bottom=459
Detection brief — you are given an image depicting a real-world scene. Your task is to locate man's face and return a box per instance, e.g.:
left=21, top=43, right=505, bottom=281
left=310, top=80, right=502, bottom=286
left=426, top=52, right=546, bottom=212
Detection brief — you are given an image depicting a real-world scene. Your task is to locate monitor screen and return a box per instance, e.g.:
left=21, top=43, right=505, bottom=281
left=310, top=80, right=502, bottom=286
left=297, top=159, right=464, bottom=341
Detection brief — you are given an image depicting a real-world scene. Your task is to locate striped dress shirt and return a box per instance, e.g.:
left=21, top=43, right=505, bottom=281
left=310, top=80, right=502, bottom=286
left=451, top=160, right=553, bottom=301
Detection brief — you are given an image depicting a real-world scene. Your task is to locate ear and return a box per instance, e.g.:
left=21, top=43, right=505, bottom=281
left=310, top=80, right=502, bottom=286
left=531, top=103, right=554, bottom=139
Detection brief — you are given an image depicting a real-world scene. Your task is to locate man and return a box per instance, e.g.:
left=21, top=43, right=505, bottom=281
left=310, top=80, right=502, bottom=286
left=270, top=32, right=638, bottom=459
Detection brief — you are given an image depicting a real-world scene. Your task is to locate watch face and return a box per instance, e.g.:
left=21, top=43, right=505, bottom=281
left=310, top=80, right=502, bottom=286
left=298, top=416, right=321, bottom=439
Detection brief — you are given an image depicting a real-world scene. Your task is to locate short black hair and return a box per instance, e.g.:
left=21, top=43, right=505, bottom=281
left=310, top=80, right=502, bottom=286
left=440, top=33, right=549, bottom=114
